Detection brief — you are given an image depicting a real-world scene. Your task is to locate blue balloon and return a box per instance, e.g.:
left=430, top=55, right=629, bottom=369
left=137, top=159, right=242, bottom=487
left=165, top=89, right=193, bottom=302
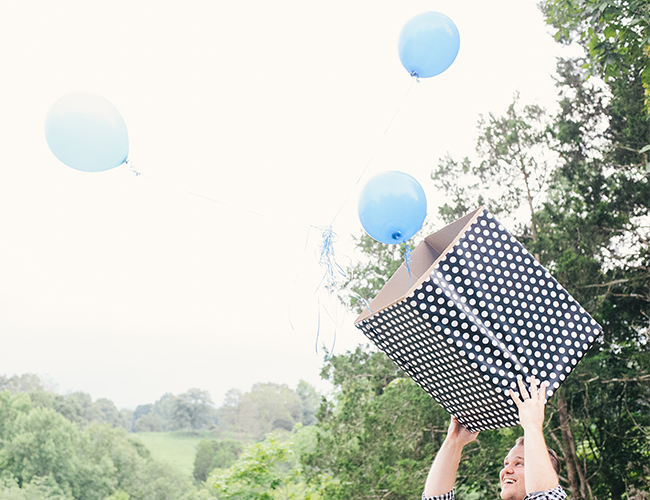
left=358, top=171, right=427, bottom=245
left=398, top=11, right=460, bottom=79
left=45, top=92, right=129, bottom=172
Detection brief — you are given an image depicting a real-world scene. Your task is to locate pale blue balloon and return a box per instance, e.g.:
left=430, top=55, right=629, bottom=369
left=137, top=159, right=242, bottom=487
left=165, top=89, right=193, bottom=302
left=398, top=11, right=460, bottom=78
left=45, top=92, right=129, bottom=172
left=358, top=171, right=427, bottom=245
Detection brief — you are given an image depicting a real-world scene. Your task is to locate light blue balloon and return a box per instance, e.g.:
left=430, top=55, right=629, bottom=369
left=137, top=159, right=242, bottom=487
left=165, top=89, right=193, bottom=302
left=45, top=92, right=129, bottom=172
left=398, top=11, right=460, bottom=79
left=358, top=171, right=427, bottom=245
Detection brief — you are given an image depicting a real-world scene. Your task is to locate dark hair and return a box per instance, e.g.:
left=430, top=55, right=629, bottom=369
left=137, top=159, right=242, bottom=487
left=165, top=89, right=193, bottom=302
left=514, top=436, right=560, bottom=475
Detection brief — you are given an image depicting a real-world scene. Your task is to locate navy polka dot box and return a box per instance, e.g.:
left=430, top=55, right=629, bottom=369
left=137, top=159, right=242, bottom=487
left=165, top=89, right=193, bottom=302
left=354, top=207, right=602, bottom=432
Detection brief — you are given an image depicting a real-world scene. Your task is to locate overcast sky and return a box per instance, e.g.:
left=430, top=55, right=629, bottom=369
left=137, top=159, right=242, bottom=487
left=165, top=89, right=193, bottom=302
left=0, top=0, right=571, bottom=409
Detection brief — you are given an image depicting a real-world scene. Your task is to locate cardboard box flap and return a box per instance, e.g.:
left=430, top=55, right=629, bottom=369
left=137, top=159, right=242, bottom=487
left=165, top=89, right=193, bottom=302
left=355, top=207, right=485, bottom=324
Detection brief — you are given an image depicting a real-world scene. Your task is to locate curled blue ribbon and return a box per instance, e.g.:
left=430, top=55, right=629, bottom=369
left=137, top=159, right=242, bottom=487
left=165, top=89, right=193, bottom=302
left=404, top=244, right=413, bottom=283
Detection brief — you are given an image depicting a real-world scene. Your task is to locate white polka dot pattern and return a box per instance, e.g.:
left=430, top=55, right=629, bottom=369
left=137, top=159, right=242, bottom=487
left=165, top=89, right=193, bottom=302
left=356, top=209, right=602, bottom=432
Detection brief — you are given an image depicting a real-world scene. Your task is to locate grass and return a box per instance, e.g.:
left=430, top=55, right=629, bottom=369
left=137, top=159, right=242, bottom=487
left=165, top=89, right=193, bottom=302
left=132, top=431, right=211, bottom=478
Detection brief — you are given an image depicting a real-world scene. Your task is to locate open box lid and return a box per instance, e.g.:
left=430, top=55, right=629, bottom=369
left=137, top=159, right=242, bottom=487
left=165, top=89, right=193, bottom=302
left=354, top=206, right=485, bottom=324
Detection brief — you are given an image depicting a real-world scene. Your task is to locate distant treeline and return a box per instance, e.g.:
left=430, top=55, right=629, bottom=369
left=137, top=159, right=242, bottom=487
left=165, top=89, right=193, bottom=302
left=0, top=374, right=320, bottom=439
left=0, top=373, right=322, bottom=499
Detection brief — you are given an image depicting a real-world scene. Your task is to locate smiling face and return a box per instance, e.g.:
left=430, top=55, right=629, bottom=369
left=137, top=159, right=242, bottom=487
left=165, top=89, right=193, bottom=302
left=499, top=444, right=526, bottom=500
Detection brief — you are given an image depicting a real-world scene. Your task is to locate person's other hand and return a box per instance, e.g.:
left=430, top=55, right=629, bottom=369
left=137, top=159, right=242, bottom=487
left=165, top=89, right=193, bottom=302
left=445, top=416, right=479, bottom=446
left=507, top=375, right=548, bottom=431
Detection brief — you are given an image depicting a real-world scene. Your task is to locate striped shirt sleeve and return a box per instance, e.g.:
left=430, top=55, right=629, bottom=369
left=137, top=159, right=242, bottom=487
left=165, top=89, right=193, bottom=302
left=526, top=486, right=567, bottom=500
left=422, top=488, right=454, bottom=500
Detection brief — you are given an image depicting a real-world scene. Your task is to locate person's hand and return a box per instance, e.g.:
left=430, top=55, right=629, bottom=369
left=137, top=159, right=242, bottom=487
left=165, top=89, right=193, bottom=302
left=507, top=375, right=548, bottom=432
left=445, top=416, right=479, bottom=447
left=424, top=417, right=479, bottom=496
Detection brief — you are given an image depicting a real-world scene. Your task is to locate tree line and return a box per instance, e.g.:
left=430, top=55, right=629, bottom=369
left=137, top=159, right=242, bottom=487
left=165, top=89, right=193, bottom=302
left=0, top=374, right=319, bottom=439
left=0, top=374, right=322, bottom=499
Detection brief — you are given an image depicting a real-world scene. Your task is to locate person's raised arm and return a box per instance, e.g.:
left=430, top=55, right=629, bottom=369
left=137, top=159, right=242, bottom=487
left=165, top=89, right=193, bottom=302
left=423, top=417, right=479, bottom=497
left=508, top=375, right=559, bottom=495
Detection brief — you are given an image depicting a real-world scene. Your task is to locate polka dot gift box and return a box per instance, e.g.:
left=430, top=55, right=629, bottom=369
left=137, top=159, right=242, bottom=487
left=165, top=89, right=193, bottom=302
left=354, top=207, right=602, bottom=432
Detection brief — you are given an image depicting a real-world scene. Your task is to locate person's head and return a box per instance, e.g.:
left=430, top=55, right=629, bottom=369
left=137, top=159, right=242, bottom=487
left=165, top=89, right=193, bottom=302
left=499, top=437, right=560, bottom=500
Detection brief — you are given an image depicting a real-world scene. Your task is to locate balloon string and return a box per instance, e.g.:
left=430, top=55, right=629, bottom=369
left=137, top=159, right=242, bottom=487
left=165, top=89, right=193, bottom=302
left=289, top=225, right=372, bottom=359
left=125, top=161, right=266, bottom=219
left=126, top=159, right=141, bottom=176
left=315, top=297, right=337, bottom=361
left=288, top=225, right=316, bottom=333
left=315, top=228, right=339, bottom=361
left=329, top=78, right=416, bottom=226
left=311, top=78, right=416, bottom=355
left=317, top=226, right=342, bottom=290
left=316, top=226, right=373, bottom=311
left=382, top=78, right=417, bottom=135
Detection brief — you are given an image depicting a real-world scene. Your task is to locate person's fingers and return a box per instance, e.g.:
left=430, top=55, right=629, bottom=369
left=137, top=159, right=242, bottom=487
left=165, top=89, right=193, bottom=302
left=516, top=375, right=530, bottom=400
left=506, top=388, right=522, bottom=407
left=529, top=375, right=540, bottom=401
left=539, top=380, right=549, bottom=401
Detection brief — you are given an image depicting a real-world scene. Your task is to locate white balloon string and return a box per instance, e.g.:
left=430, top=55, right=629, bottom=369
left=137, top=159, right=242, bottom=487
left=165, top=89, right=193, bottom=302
left=303, top=80, right=417, bottom=357
left=314, top=297, right=337, bottom=361
left=328, top=78, right=417, bottom=226
left=124, top=78, right=415, bottom=361
left=287, top=225, right=315, bottom=333
left=125, top=160, right=266, bottom=219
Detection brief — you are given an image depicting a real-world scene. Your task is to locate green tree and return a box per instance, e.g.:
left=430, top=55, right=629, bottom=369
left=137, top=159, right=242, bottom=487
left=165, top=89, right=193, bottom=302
left=193, top=439, right=243, bottom=483
left=0, top=407, right=82, bottom=492
left=0, top=375, right=44, bottom=395
left=303, top=347, right=431, bottom=500
left=133, top=413, right=164, bottom=433
left=0, top=390, right=193, bottom=500
left=541, top=0, right=650, bottom=111
left=244, top=383, right=302, bottom=436
left=432, top=92, right=554, bottom=245
left=171, top=389, right=214, bottom=431
left=0, top=473, right=73, bottom=500
left=537, top=54, right=650, bottom=499
left=87, top=398, right=123, bottom=428
left=296, top=380, right=319, bottom=426
left=215, top=389, right=244, bottom=438
left=205, top=432, right=323, bottom=500
left=216, top=384, right=305, bottom=440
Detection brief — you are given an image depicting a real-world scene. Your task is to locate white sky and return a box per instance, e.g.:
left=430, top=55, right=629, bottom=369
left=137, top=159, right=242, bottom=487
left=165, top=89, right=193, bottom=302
left=0, top=0, right=568, bottom=410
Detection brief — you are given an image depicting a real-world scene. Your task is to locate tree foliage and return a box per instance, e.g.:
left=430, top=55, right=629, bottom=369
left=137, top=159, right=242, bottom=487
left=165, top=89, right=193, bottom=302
left=171, top=389, right=215, bottom=431
left=201, top=430, right=324, bottom=500
left=0, top=390, right=191, bottom=500
left=193, top=439, right=243, bottom=484
left=216, top=382, right=316, bottom=441
left=541, top=0, right=650, bottom=111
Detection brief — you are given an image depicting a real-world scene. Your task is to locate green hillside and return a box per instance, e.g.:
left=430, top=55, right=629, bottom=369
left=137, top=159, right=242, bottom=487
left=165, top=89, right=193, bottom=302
left=134, top=431, right=210, bottom=477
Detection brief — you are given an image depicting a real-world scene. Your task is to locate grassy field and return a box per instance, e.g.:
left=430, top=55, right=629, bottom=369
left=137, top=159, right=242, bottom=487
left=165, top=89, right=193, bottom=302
left=133, top=431, right=210, bottom=478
